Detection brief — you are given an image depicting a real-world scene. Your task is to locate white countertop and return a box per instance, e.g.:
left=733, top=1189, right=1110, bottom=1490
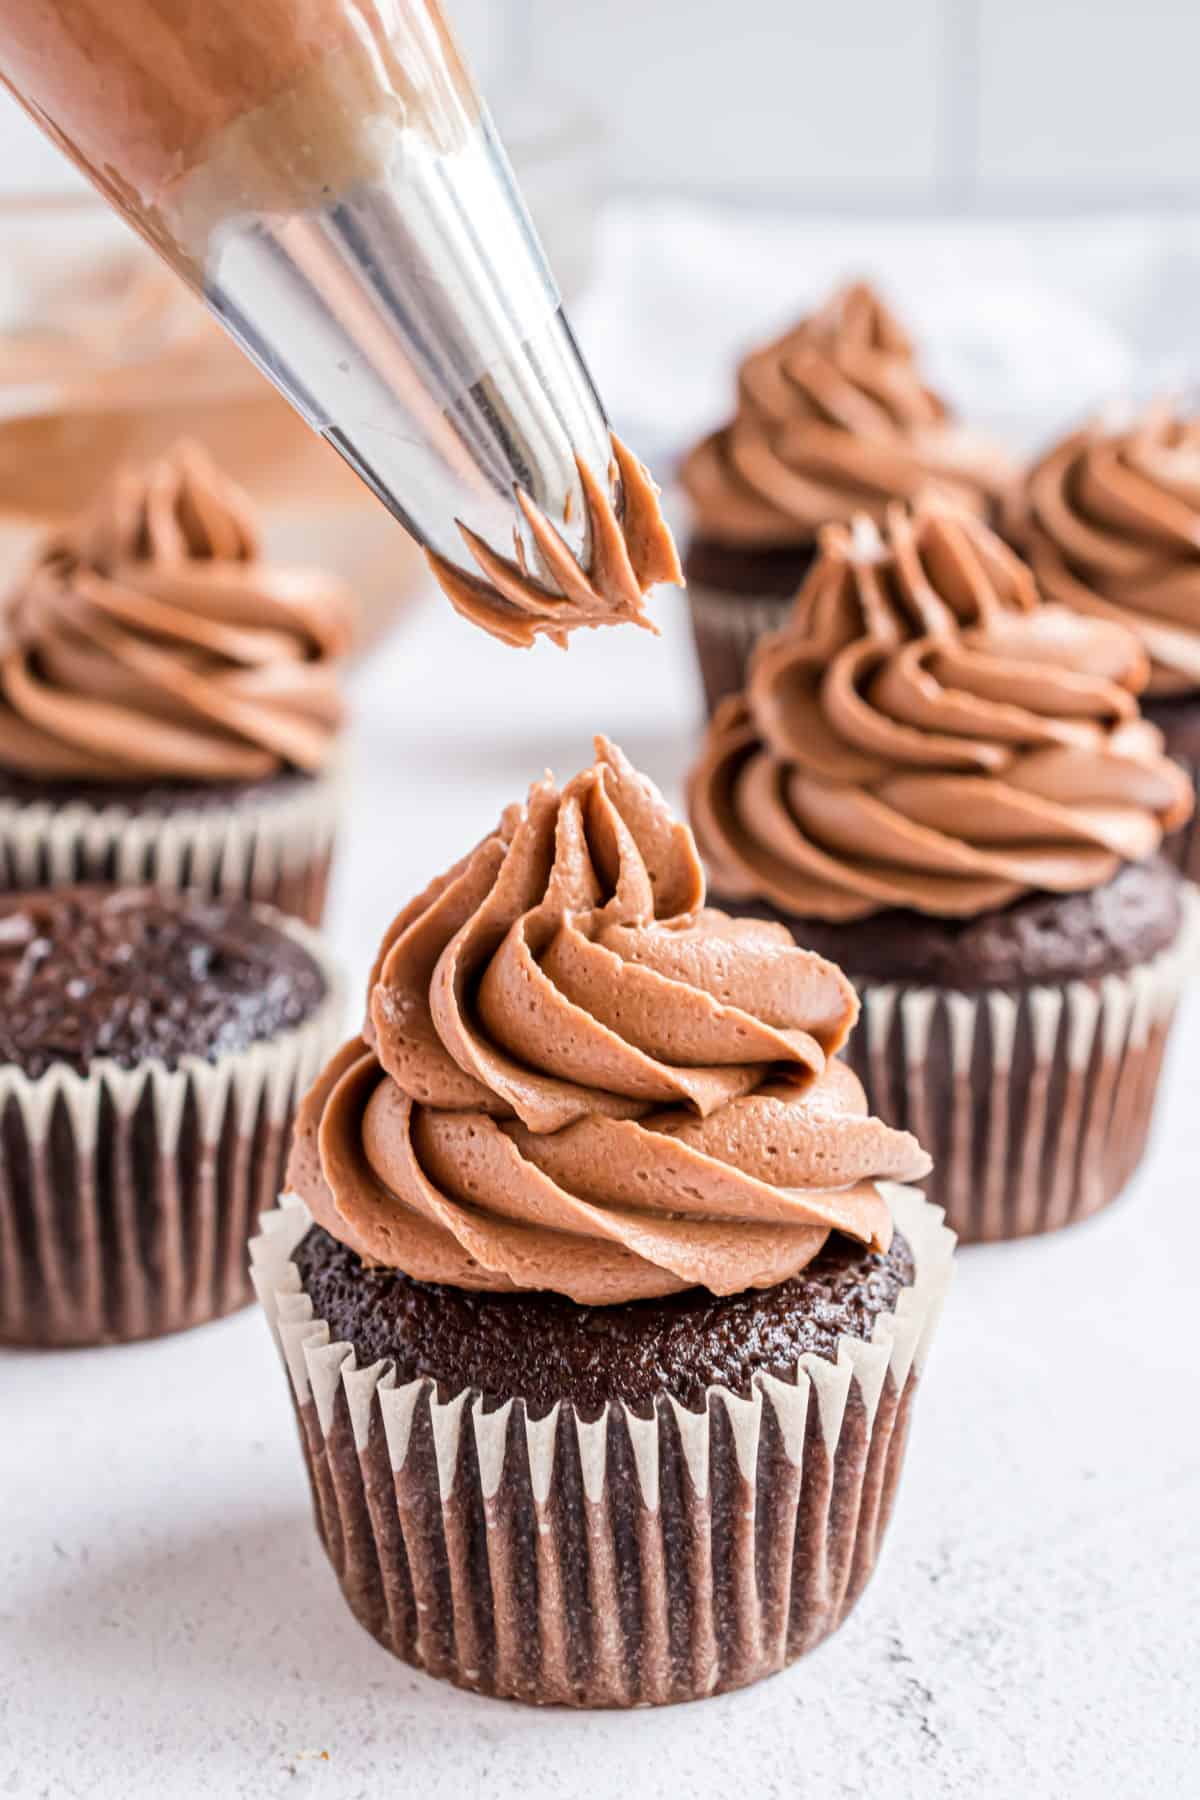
left=2, top=579, right=1198, bottom=1800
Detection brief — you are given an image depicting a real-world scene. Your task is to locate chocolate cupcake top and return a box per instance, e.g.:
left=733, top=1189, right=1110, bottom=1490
left=689, top=505, right=1193, bottom=922
left=1018, top=408, right=1200, bottom=698
left=0, top=442, right=352, bottom=784
left=0, top=886, right=327, bottom=1077
left=288, top=738, right=928, bottom=1304
left=427, top=435, right=682, bottom=649
left=680, top=281, right=1013, bottom=552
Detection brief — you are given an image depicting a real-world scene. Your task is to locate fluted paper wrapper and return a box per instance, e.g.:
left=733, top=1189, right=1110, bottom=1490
left=250, top=1185, right=954, bottom=1707
left=0, top=762, right=343, bottom=927
left=842, top=894, right=1196, bottom=1244
left=0, top=915, right=342, bottom=1347
left=687, top=583, right=795, bottom=716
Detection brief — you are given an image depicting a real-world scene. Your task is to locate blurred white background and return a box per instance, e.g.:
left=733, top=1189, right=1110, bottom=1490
left=3, top=0, right=1198, bottom=212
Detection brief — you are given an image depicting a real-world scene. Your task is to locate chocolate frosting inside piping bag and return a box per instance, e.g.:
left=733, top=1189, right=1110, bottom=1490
left=1017, top=408, right=1200, bottom=696
left=287, top=738, right=929, bottom=1303
left=680, top=281, right=1014, bottom=551
left=689, top=503, right=1194, bottom=922
left=0, top=441, right=352, bottom=783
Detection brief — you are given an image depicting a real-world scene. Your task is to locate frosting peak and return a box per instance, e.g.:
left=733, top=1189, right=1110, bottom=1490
left=427, top=434, right=682, bottom=649
left=690, top=504, right=1193, bottom=922
left=289, top=738, right=929, bottom=1303
left=1019, top=407, right=1200, bottom=697
left=681, top=280, right=1014, bottom=551
left=0, top=442, right=352, bottom=783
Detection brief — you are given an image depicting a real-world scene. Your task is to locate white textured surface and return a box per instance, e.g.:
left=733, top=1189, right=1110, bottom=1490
left=2, top=578, right=1199, bottom=1799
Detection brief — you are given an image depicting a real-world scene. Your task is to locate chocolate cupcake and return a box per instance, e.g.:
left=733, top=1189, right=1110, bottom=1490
left=689, top=504, right=1195, bottom=1244
left=251, top=739, right=954, bottom=1707
left=0, top=885, right=341, bottom=1347
left=0, top=441, right=352, bottom=924
left=1015, top=407, right=1200, bottom=881
left=680, top=280, right=1014, bottom=712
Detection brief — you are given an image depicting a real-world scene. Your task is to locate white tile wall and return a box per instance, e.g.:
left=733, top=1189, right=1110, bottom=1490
left=0, top=1, right=1197, bottom=211
left=976, top=0, right=1200, bottom=200
left=521, top=0, right=944, bottom=200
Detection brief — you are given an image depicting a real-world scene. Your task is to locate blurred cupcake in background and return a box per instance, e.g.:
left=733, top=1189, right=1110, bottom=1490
left=0, top=442, right=352, bottom=925
left=1015, top=406, right=1200, bottom=881
left=680, top=280, right=1015, bottom=712
left=689, top=502, right=1194, bottom=1244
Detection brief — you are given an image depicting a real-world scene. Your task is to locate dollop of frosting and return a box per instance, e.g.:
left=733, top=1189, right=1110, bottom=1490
left=427, top=434, right=682, bottom=649
left=0, top=442, right=352, bottom=783
left=288, top=738, right=929, bottom=1303
left=689, top=505, right=1193, bottom=921
left=1018, top=408, right=1200, bottom=697
left=680, top=281, right=1013, bottom=551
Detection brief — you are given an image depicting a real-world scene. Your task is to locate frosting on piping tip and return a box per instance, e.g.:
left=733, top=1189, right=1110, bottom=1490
left=689, top=503, right=1193, bottom=922
left=0, top=441, right=352, bottom=783
left=681, top=280, right=1014, bottom=552
left=288, top=737, right=928, bottom=1302
left=426, top=435, right=682, bottom=649
left=1017, top=406, right=1200, bottom=698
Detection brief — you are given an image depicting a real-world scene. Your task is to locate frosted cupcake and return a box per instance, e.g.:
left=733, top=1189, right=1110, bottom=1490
left=680, top=280, right=1014, bottom=712
left=690, top=504, right=1194, bottom=1243
left=0, top=442, right=351, bottom=924
left=252, top=739, right=954, bottom=1706
left=1017, top=406, right=1200, bottom=881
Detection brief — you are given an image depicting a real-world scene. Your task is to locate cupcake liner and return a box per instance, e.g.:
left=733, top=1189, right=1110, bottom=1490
left=0, top=913, right=343, bottom=1348
left=0, top=761, right=343, bottom=927
left=843, top=893, right=1197, bottom=1244
left=250, top=1185, right=955, bottom=1708
left=687, top=583, right=795, bottom=715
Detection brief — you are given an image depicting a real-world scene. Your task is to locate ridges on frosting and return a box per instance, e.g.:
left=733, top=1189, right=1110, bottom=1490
left=1018, top=406, right=1200, bottom=698
left=680, top=280, right=1014, bottom=552
left=426, top=434, right=682, bottom=650
left=0, top=441, right=352, bottom=783
left=689, top=503, right=1194, bottom=922
left=287, top=737, right=929, bottom=1303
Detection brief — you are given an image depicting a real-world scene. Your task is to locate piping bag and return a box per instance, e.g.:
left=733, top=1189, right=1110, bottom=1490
left=0, top=1, right=679, bottom=644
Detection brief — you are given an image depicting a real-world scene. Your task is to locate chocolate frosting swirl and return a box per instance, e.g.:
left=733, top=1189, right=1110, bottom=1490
left=427, top=435, right=682, bottom=649
left=0, top=442, right=352, bottom=783
left=681, top=281, right=1013, bottom=551
left=689, top=505, right=1193, bottom=922
left=288, top=738, right=929, bottom=1303
left=1019, top=408, right=1200, bottom=697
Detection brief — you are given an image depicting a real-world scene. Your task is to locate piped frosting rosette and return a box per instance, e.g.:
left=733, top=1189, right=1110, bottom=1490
left=0, top=441, right=352, bottom=783
left=681, top=281, right=1013, bottom=551
left=1019, top=407, right=1200, bottom=698
left=690, top=504, right=1193, bottom=922
left=289, top=739, right=929, bottom=1304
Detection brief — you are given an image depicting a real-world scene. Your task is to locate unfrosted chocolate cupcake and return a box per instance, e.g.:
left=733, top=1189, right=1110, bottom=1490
left=251, top=739, right=954, bottom=1707
left=1015, top=407, right=1200, bottom=882
left=0, top=885, right=341, bottom=1347
left=0, top=441, right=352, bottom=924
left=689, top=503, right=1195, bottom=1243
left=680, top=280, right=1014, bottom=712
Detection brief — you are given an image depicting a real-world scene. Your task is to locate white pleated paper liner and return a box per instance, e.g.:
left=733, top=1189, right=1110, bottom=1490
left=0, top=912, right=343, bottom=1348
left=842, top=889, right=1198, bottom=1245
left=686, top=582, right=795, bottom=716
left=0, top=760, right=343, bottom=927
left=251, top=1184, right=955, bottom=1708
